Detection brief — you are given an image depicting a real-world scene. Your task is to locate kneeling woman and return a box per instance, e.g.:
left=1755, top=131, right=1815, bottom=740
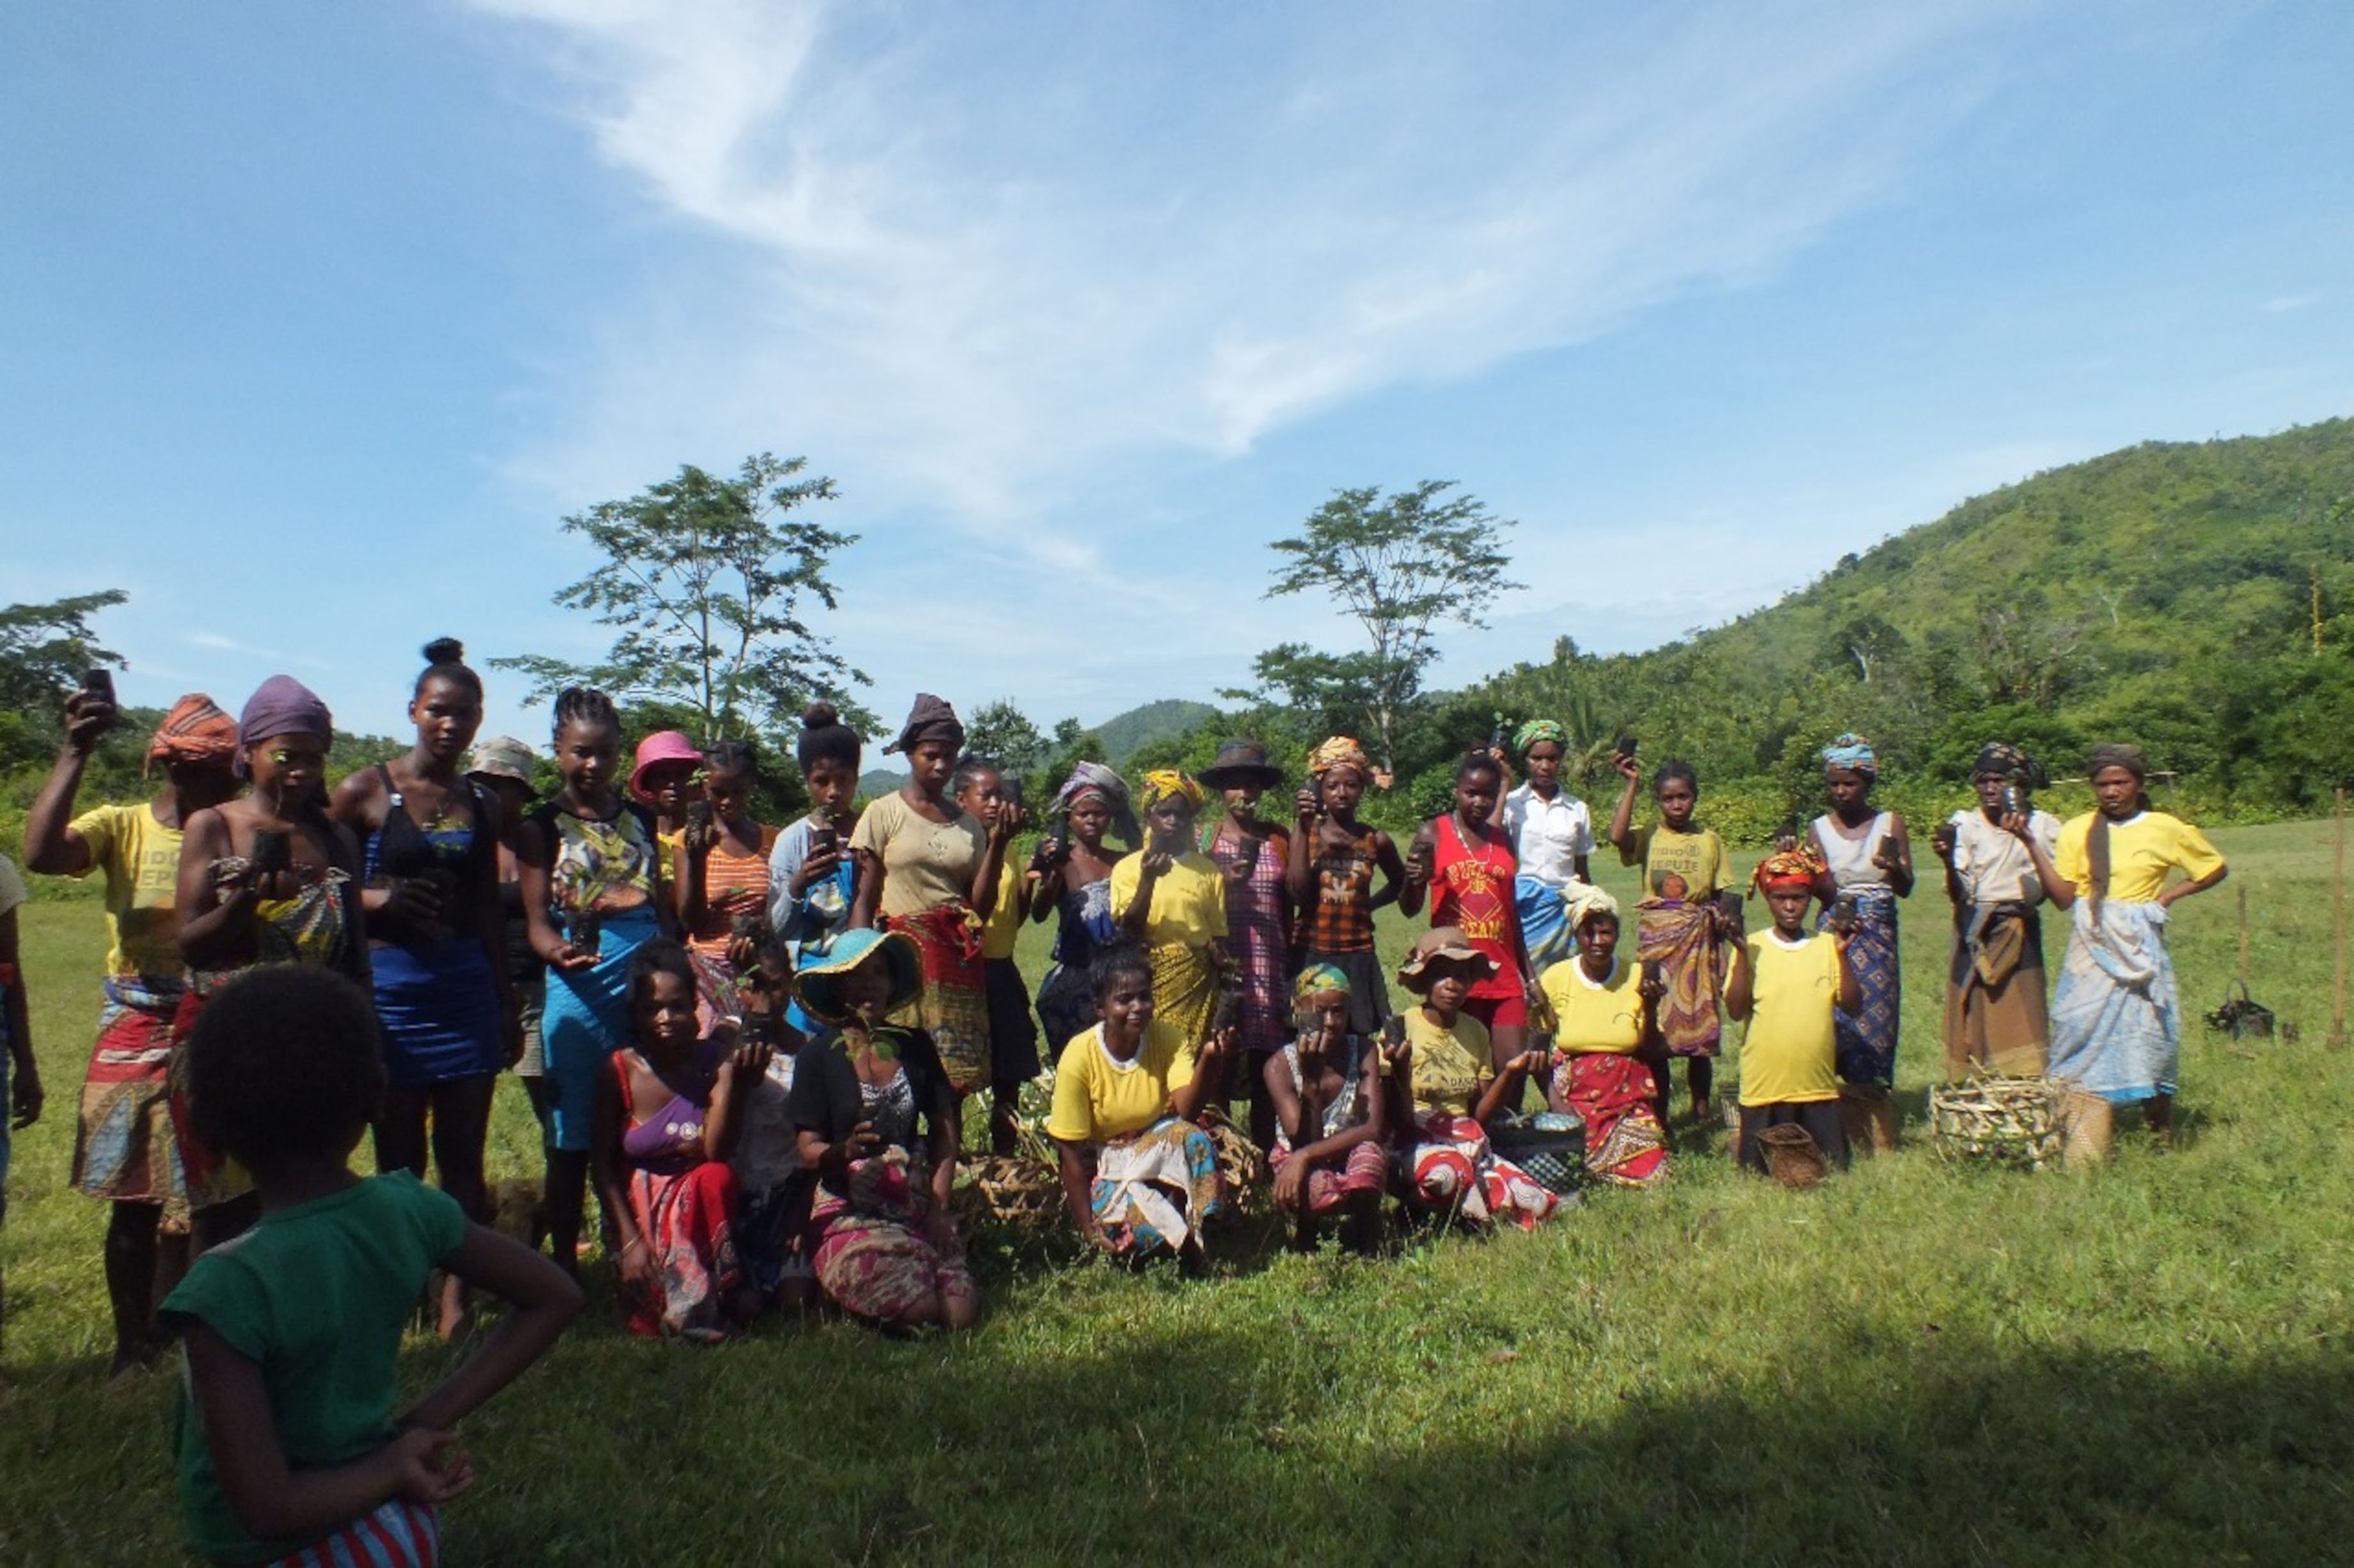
left=1540, top=892, right=1670, bottom=1188
left=790, top=930, right=976, bottom=1330
left=1265, top=966, right=1387, bottom=1253
left=593, top=940, right=759, bottom=1340
left=1387, top=928, right=1557, bottom=1228
left=1047, top=944, right=1233, bottom=1263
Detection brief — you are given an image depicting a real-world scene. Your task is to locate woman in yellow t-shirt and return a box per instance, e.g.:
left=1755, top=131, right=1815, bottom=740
left=1046, top=945, right=1232, bottom=1263
left=1540, top=892, right=1670, bottom=1188
left=1385, top=928, right=1557, bottom=1228
left=1725, top=851, right=1859, bottom=1175
left=2020, top=744, right=2227, bottom=1137
left=1606, top=751, right=1734, bottom=1124
left=1111, top=771, right=1229, bottom=1056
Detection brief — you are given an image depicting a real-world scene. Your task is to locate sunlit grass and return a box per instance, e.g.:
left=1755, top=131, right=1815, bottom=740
left=3, top=822, right=2349, bottom=1565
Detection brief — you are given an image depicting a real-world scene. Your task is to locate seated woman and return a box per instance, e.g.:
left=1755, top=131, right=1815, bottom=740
left=1725, top=850, right=1858, bottom=1174
left=789, top=929, right=976, bottom=1331
left=592, top=939, right=759, bottom=1341
left=1540, top=891, right=1670, bottom=1188
left=1385, top=928, right=1556, bottom=1229
left=1265, top=965, right=1386, bottom=1254
left=1046, top=943, right=1233, bottom=1264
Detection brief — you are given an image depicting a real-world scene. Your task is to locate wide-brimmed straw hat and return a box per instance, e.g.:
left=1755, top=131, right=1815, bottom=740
left=1396, top=926, right=1497, bottom=994
left=1197, top=739, right=1284, bottom=792
left=793, top=929, right=921, bottom=1026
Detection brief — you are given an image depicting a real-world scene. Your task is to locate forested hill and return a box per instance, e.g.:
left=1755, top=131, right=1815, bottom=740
left=1095, top=699, right=1218, bottom=762
left=1456, top=419, right=2354, bottom=823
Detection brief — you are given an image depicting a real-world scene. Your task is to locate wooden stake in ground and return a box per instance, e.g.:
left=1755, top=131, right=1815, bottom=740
left=2332, top=784, right=2348, bottom=1049
left=2238, top=882, right=2252, bottom=991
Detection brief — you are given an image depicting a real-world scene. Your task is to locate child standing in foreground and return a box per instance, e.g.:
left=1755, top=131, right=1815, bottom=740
left=1725, top=850, right=1859, bottom=1174
left=163, top=966, right=580, bottom=1567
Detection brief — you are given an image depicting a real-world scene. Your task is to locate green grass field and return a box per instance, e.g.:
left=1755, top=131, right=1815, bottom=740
left=3, top=821, right=2351, bottom=1565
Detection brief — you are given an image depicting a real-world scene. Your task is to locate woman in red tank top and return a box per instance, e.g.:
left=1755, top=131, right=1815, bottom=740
left=1402, top=752, right=1538, bottom=1060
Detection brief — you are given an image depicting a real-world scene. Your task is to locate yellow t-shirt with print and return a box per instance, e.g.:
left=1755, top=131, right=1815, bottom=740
left=2053, top=811, right=2225, bottom=906
left=1619, top=822, right=1726, bottom=901
left=69, top=802, right=186, bottom=978
left=979, top=858, right=1027, bottom=962
left=1109, top=852, right=1228, bottom=950
left=1046, top=1019, right=1198, bottom=1143
left=1737, top=932, right=1840, bottom=1106
left=1542, top=956, right=1645, bottom=1056
left=1405, top=1007, right=1492, bottom=1117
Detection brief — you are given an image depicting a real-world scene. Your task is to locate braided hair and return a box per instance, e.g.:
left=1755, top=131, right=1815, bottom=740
left=706, top=737, right=759, bottom=779
left=551, top=685, right=619, bottom=743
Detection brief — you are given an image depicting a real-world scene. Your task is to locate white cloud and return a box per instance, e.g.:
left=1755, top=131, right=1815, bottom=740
left=470, top=1, right=2016, bottom=534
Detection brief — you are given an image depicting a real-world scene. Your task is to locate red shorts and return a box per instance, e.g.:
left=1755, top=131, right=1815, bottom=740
left=1464, top=991, right=1528, bottom=1033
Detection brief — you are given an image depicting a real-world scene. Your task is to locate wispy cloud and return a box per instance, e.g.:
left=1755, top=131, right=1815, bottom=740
left=470, top=1, right=2014, bottom=535
left=2261, top=292, right=2319, bottom=313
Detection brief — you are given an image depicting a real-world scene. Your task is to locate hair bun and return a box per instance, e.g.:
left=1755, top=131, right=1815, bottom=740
left=423, top=636, right=466, bottom=666
left=803, top=701, right=840, bottom=730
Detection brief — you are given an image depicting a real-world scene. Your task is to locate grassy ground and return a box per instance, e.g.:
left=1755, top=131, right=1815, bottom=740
left=3, top=820, right=2350, bottom=1565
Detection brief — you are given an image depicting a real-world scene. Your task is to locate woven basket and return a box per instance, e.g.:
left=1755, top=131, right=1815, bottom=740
left=1489, top=1114, right=1587, bottom=1195
left=1755, top=1123, right=1828, bottom=1189
left=1201, top=1108, right=1267, bottom=1218
left=2058, top=1086, right=2112, bottom=1168
left=950, top=1153, right=1064, bottom=1233
left=1927, top=1074, right=2066, bottom=1170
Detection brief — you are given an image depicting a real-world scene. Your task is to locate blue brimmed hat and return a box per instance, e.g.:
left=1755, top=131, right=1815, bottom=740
left=793, top=928, right=922, bottom=1026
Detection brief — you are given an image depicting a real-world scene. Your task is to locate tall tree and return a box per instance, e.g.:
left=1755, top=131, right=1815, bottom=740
left=0, top=590, right=126, bottom=714
left=963, top=699, right=1047, bottom=784
left=494, top=453, right=869, bottom=738
left=1250, top=480, right=1519, bottom=773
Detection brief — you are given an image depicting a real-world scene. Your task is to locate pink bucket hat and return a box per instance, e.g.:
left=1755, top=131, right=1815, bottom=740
left=629, top=730, right=706, bottom=802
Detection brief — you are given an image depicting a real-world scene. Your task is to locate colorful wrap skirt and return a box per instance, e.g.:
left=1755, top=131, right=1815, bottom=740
left=1517, top=875, right=1574, bottom=975
left=372, top=937, right=505, bottom=1090
left=1268, top=1138, right=1387, bottom=1213
left=541, top=905, right=661, bottom=1153
left=72, top=975, right=189, bottom=1207
left=884, top=904, right=991, bottom=1096
left=1635, top=899, right=1724, bottom=1057
left=1550, top=1053, right=1668, bottom=1188
left=1396, top=1109, right=1558, bottom=1228
left=260, top=1499, right=441, bottom=1568
left=1819, top=886, right=1900, bottom=1087
left=1147, top=939, right=1220, bottom=1050
left=2047, top=899, right=2179, bottom=1105
left=1090, top=1117, right=1222, bottom=1257
left=623, top=1157, right=744, bottom=1341
left=809, top=1155, right=974, bottom=1325
left=1215, top=836, right=1293, bottom=1054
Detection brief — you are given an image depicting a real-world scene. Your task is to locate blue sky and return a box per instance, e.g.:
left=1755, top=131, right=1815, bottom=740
left=5, top=1, right=2350, bottom=748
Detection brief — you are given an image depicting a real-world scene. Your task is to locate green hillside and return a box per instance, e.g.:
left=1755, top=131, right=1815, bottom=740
left=1458, top=419, right=2354, bottom=822
left=1095, top=698, right=1218, bottom=762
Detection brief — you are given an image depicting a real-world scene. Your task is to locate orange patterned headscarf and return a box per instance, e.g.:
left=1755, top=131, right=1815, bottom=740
left=1306, top=737, right=1373, bottom=781
left=1751, top=847, right=1825, bottom=895
left=146, top=693, right=238, bottom=776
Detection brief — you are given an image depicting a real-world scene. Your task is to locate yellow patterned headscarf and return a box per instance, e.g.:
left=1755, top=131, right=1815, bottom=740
left=1139, top=769, right=1205, bottom=812
left=1306, top=737, right=1373, bottom=781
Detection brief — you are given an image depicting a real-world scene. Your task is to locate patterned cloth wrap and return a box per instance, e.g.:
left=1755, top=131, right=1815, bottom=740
left=1396, top=1110, right=1558, bottom=1229
left=1550, top=1054, right=1667, bottom=1188
left=74, top=975, right=189, bottom=1208
left=2047, top=899, right=2179, bottom=1104
left=883, top=904, right=991, bottom=1096
left=1634, top=900, right=1724, bottom=1057
left=1819, top=884, right=1899, bottom=1086
left=1089, top=1116, right=1222, bottom=1257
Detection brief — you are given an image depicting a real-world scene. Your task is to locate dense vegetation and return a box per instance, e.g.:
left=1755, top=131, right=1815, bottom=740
left=1137, top=420, right=2354, bottom=837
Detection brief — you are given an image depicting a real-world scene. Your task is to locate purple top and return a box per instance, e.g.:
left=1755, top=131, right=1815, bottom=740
left=617, top=1042, right=720, bottom=1176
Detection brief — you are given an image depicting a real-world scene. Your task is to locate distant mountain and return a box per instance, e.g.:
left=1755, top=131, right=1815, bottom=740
left=1095, top=699, right=1219, bottom=762
left=857, top=767, right=908, bottom=799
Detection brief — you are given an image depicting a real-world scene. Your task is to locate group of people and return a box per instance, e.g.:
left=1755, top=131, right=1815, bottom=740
left=0, top=643, right=2231, bottom=1567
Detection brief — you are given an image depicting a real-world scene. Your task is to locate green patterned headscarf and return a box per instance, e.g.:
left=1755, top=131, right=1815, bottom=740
left=1293, top=962, right=1352, bottom=1001
left=1513, top=718, right=1569, bottom=757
